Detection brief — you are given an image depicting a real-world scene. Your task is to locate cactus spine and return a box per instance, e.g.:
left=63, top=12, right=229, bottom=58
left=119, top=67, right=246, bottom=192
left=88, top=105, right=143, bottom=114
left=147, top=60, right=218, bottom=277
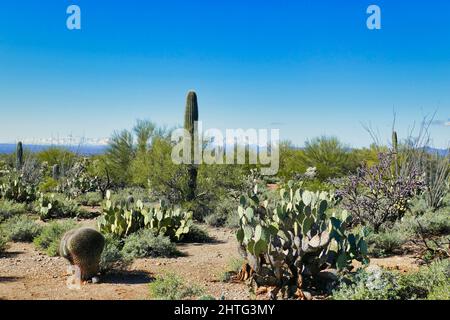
left=184, top=91, right=199, bottom=201
left=16, top=141, right=23, bottom=169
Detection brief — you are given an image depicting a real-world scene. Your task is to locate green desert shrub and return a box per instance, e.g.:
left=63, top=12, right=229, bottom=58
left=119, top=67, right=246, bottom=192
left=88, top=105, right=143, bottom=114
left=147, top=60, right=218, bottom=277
left=332, top=260, right=450, bottom=300
left=396, top=259, right=450, bottom=300
left=179, top=224, right=211, bottom=243
left=38, top=177, right=59, bottom=193
left=121, top=230, right=179, bottom=260
left=204, top=197, right=239, bottom=228
left=332, top=266, right=400, bottom=300
left=204, top=210, right=227, bottom=228
left=0, top=233, right=8, bottom=253
left=367, top=229, right=410, bottom=257
left=427, top=284, right=450, bottom=300
left=0, top=200, right=27, bottom=222
left=108, top=187, right=154, bottom=206
left=99, top=234, right=130, bottom=273
left=149, top=273, right=204, bottom=300
left=414, top=208, right=450, bottom=236
left=390, top=206, right=450, bottom=239
left=1, top=215, right=42, bottom=242
left=219, top=257, right=245, bottom=282
left=33, top=220, right=78, bottom=256
left=76, top=192, right=103, bottom=207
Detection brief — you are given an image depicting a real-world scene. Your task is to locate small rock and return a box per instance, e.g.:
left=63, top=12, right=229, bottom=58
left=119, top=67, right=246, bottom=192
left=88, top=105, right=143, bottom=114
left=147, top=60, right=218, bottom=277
left=303, top=291, right=312, bottom=300
left=92, top=277, right=100, bottom=284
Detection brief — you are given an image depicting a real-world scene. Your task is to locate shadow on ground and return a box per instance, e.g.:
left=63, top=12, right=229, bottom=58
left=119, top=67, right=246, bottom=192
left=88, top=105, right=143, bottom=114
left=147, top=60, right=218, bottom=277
left=101, top=270, right=154, bottom=285
left=0, top=276, right=23, bottom=283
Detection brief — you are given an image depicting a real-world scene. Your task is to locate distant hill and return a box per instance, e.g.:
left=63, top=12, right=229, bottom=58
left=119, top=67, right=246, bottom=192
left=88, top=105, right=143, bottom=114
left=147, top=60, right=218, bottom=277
left=0, top=144, right=107, bottom=155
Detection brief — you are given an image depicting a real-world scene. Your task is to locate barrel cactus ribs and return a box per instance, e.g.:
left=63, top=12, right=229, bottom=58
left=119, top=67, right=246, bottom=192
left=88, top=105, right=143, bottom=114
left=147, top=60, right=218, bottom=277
left=60, top=227, right=105, bottom=281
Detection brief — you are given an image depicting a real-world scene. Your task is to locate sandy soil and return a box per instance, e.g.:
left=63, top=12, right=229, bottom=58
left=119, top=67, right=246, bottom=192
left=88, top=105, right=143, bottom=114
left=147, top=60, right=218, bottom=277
left=0, top=221, right=422, bottom=300
left=0, top=225, right=250, bottom=300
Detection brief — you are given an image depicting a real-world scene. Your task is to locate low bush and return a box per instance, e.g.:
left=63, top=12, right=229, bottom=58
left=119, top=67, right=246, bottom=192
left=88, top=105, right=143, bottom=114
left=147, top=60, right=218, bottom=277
left=427, top=284, right=450, bottom=300
left=38, top=177, right=58, bottom=193
left=149, top=273, right=204, bottom=300
left=37, top=193, right=92, bottom=220
left=109, top=187, right=154, bottom=205
left=0, top=200, right=27, bottom=223
left=332, top=259, right=450, bottom=300
left=204, top=197, right=238, bottom=228
left=99, top=234, right=130, bottom=273
left=1, top=215, right=42, bottom=242
left=332, top=266, right=400, bottom=300
left=367, top=229, right=410, bottom=257
left=396, top=259, right=450, bottom=300
left=76, top=192, right=103, bottom=207
left=33, top=220, right=78, bottom=256
left=121, top=230, right=179, bottom=260
left=219, top=257, right=245, bottom=282
left=179, top=224, right=211, bottom=243
left=415, top=209, right=450, bottom=236
left=0, top=233, right=8, bottom=253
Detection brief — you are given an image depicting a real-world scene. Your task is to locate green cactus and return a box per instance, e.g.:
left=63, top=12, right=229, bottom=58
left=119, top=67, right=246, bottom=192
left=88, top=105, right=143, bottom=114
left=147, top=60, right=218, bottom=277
left=392, top=131, right=398, bottom=154
left=52, top=164, right=60, bottom=180
left=97, top=191, right=193, bottom=240
left=184, top=91, right=199, bottom=201
left=392, top=130, right=399, bottom=177
left=0, top=172, right=36, bottom=203
left=236, top=181, right=369, bottom=299
left=16, top=141, right=23, bottom=169
left=60, top=227, right=105, bottom=281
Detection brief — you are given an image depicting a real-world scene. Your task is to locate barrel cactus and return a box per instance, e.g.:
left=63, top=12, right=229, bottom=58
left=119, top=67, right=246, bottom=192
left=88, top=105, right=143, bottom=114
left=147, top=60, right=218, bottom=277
left=60, top=227, right=105, bottom=281
left=184, top=90, right=199, bottom=201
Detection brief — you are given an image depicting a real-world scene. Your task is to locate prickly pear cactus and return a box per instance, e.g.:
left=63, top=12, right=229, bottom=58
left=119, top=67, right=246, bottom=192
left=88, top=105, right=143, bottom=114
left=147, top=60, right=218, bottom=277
left=0, top=172, right=36, bottom=203
left=236, top=181, right=369, bottom=299
left=97, top=191, right=193, bottom=240
left=60, top=227, right=105, bottom=281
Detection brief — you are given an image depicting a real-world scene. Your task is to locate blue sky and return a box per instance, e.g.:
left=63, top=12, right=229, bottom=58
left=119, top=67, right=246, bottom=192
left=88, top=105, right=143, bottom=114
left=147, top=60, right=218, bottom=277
left=0, top=0, right=449, bottom=148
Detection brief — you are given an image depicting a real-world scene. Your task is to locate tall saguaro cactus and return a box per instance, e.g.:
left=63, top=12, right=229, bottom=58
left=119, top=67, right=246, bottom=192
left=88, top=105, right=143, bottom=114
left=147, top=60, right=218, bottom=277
left=16, top=141, right=23, bottom=169
left=184, top=91, right=199, bottom=201
left=52, top=164, right=61, bottom=180
left=392, top=130, right=399, bottom=177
